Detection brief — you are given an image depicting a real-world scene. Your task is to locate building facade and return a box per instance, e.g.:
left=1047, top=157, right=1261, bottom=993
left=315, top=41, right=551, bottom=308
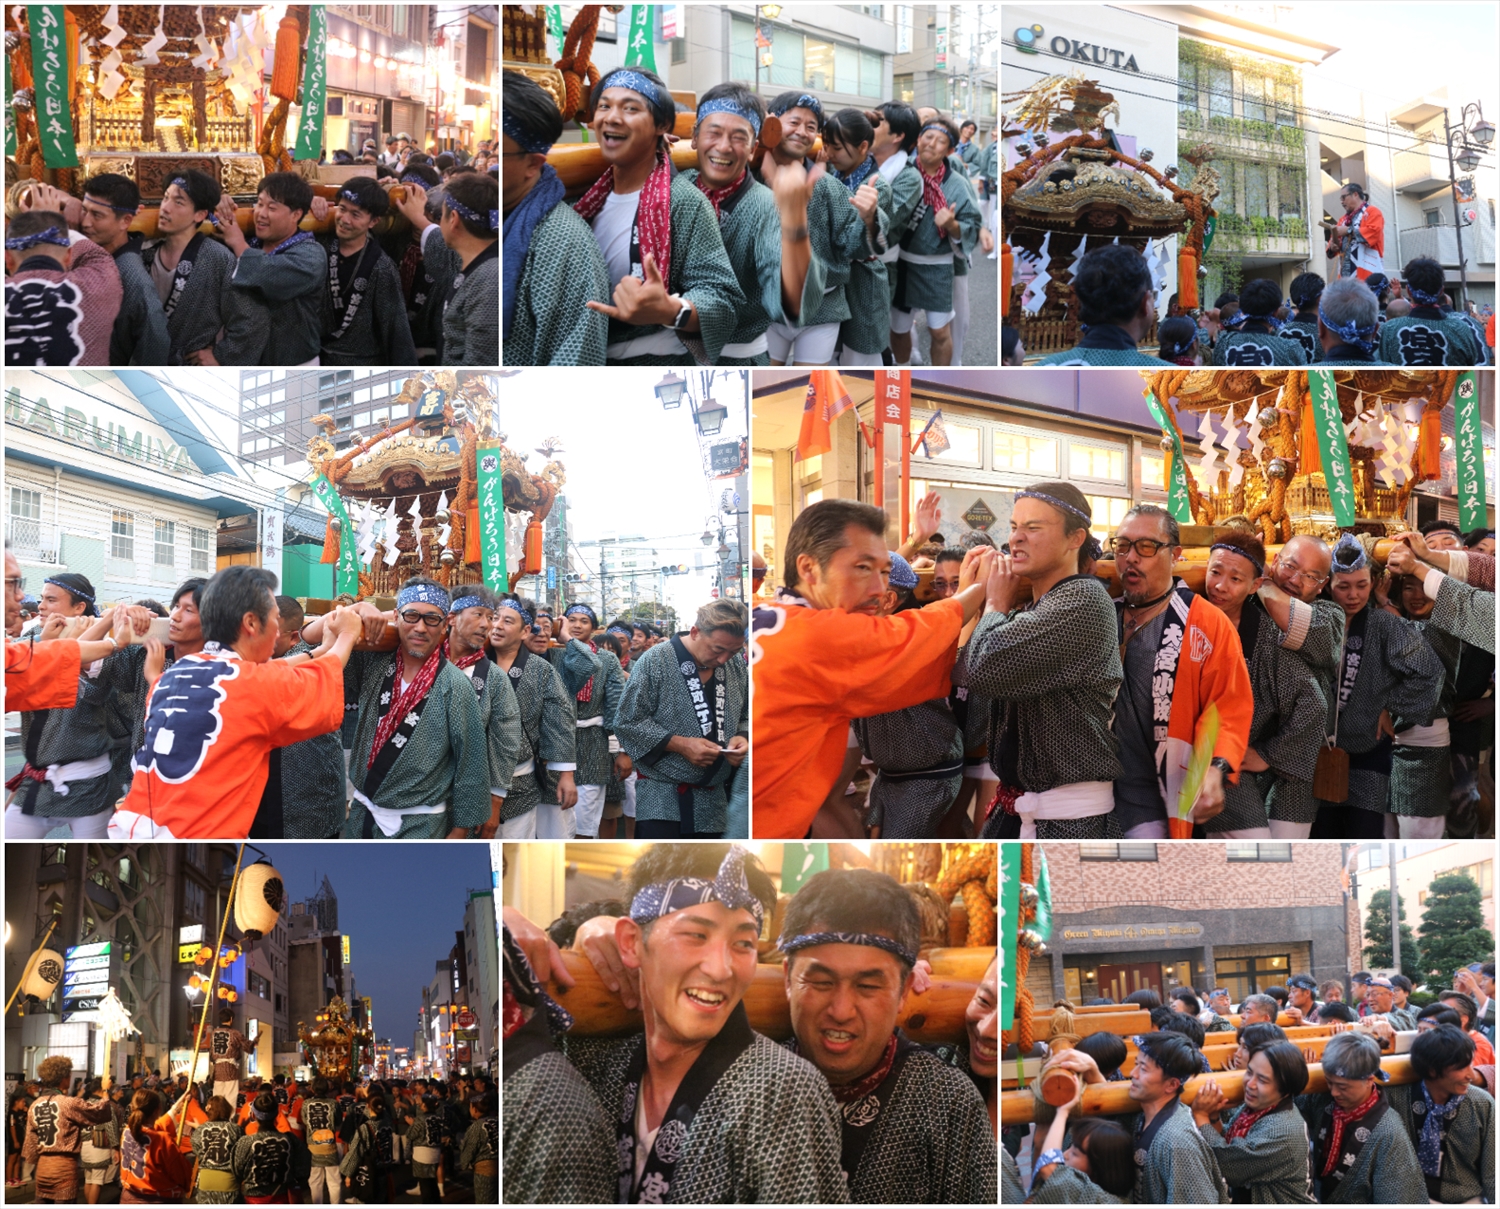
left=1029, top=842, right=1353, bottom=1008
left=892, top=4, right=998, bottom=141
left=323, top=5, right=434, bottom=154
left=1351, top=843, right=1496, bottom=971
left=462, top=890, right=497, bottom=1073
left=432, top=4, right=498, bottom=152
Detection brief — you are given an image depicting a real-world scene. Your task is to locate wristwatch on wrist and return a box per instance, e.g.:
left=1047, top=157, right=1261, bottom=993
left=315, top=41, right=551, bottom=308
left=670, top=298, right=693, bottom=331
left=1209, top=756, right=1233, bottom=776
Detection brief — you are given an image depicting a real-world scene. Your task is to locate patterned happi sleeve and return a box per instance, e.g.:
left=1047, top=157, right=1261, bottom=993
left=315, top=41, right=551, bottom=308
left=1257, top=642, right=1327, bottom=785
left=961, top=578, right=1120, bottom=702
left=669, top=175, right=745, bottom=366
left=1379, top=612, right=1447, bottom=728
left=1430, top=573, right=1496, bottom=654
left=1199, top=1105, right=1311, bottom=1197
left=888, top=166, right=922, bottom=245
left=614, top=647, right=673, bottom=761
left=599, top=650, right=627, bottom=731
left=537, top=657, right=578, bottom=770
left=751, top=199, right=827, bottom=328
left=443, top=669, right=494, bottom=829
left=510, top=204, right=610, bottom=366
left=485, top=667, right=522, bottom=798
left=1028, top=1161, right=1121, bottom=1203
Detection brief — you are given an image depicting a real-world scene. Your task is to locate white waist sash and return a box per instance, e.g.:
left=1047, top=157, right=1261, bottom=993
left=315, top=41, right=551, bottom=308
left=879, top=246, right=901, bottom=263
left=576, top=715, right=605, bottom=729
left=1014, top=780, right=1115, bottom=821
left=720, top=333, right=769, bottom=358
left=1394, top=718, right=1450, bottom=748
left=607, top=329, right=687, bottom=360
left=412, top=1146, right=443, bottom=1166
left=42, top=754, right=113, bottom=795
left=512, top=758, right=536, bottom=777
left=898, top=249, right=955, bottom=266
left=351, top=787, right=447, bottom=837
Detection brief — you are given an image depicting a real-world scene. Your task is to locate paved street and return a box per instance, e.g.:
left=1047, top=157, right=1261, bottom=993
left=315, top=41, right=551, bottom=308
left=909, top=235, right=999, bottom=367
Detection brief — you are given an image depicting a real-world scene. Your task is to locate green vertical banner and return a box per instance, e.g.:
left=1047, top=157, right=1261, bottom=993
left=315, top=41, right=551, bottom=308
left=1306, top=369, right=1357, bottom=527
left=1032, top=848, right=1052, bottom=941
left=4, top=44, right=14, bottom=156
left=476, top=440, right=507, bottom=595
left=308, top=473, right=360, bottom=596
left=291, top=5, right=327, bottom=163
left=779, top=843, right=828, bottom=894
left=623, top=5, right=657, bottom=72
left=27, top=5, right=79, bottom=167
left=1452, top=370, right=1487, bottom=530
left=546, top=5, right=566, bottom=57
left=1202, top=213, right=1217, bottom=256
left=1144, top=391, right=1194, bottom=523
left=999, top=844, right=1021, bottom=1030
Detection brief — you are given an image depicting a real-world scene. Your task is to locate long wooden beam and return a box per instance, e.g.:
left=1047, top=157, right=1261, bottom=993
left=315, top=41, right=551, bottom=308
left=1031, top=1010, right=1153, bottom=1041
left=1000, top=1055, right=1415, bottom=1124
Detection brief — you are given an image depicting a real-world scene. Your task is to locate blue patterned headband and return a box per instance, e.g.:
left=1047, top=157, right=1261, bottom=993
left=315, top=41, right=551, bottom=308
left=1210, top=542, right=1264, bottom=577
left=44, top=576, right=94, bottom=603
left=6, top=226, right=69, bottom=250
left=1331, top=532, right=1369, bottom=573
left=696, top=97, right=762, bottom=137
left=1408, top=285, right=1444, bottom=307
left=399, top=173, right=430, bottom=187
left=607, top=625, right=632, bottom=638
left=446, top=194, right=498, bottom=232
left=1016, top=489, right=1092, bottom=526
left=396, top=582, right=450, bottom=611
left=630, top=846, right=765, bottom=932
left=448, top=594, right=488, bottom=614
left=565, top=604, right=598, bottom=624
left=597, top=68, right=661, bottom=108
left=920, top=121, right=955, bottom=147
left=338, top=188, right=368, bottom=206
left=83, top=192, right=138, bottom=216
left=1223, top=308, right=1282, bottom=333
left=888, top=551, right=917, bottom=590
left=771, top=93, right=822, bottom=122
left=502, top=107, right=553, bottom=155
left=497, top=598, right=533, bottom=627
left=779, top=931, right=919, bottom=969
left=503, top=925, right=574, bottom=1035
left=1318, top=303, right=1378, bottom=351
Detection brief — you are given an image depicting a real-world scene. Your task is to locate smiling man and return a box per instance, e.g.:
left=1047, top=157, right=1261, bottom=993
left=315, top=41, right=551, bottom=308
left=778, top=869, right=995, bottom=1203
left=318, top=175, right=416, bottom=366
left=574, top=66, right=744, bottom=366
left=680, top=83, right=827, bottom=366
left=559, top=844, right=847, bottom=1204
left=615, top=600, right=749, bottom=839
left=752, top=498, right=988, bottom=838
left=958, top=483, right=1123, bottom=839
left=216, top=171, right=328, bottom=366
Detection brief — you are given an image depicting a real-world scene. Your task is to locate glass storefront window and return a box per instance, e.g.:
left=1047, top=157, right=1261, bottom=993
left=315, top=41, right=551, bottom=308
left=804, top=38, right=835, bottom=91
left=1084, top=494, right=1131, bottom=543
left=993, top=430, right=1057, bottom=475
left=910, top=414, right=980, bottom=464
left=1141, top=453, right=1165, bottom=489
left=1071, top=442, right=1125, bottom=482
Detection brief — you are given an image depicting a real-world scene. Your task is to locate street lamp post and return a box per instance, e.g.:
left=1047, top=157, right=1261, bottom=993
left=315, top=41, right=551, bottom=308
left=1441, top=100, right=1495, bottom=309
left=753, top=5, right=782, bottom=98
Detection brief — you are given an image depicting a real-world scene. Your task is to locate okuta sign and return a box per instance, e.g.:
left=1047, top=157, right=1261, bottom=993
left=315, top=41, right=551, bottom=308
left=5, top=387, right=193, bottom=472
left=1013, top=22, right=1141, bottom=72
left=1062, top=922, right=1206, bottom=941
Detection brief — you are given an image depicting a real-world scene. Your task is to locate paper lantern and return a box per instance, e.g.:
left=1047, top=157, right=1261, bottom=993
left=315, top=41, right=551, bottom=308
left=216, top=985, right=230, bottom=1000
left=22, top=949, right=64, bottom=1000
left=234, top=862, right=285, bottom=941
left=226, top=990, right=238, bottom=1003
left=189, top=974, right=202, bottom=990
left=195, top=946, right=213, bottom=966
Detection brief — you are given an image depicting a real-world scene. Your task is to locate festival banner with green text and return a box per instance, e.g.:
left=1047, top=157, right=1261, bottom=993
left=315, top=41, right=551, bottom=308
left=1144, top=391, right=1194, bottom=523
left=5, top=45, right=14, bottom=156
left=779, top=843, right=829, bottom=894
left=623, top=5, right=657, bottom=72
left=1306, top=370, right=1357, bottom=527
left=309, top=473, right=360, bottom=596
left=1452, top=370, right=1486, bottom=530
left=291, top=5, right=327, bottom=163
left=27, top=5, right=79, bottom=167
left=999, top=845, right=1021, bottom=1030
left=476, top=440, right=507, bottom=595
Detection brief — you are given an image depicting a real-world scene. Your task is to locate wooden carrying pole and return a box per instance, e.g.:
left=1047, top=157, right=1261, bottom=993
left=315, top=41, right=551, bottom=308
left=546, top=949, right=979, bottom=1045
left=4, top=917, right=60, bottom=1015
left=1030, top=1010, right=1153, bottom=1041
left=1001, top=1055, right=1416, bottom=1125
left=177, top=843, right=245, bottom=1144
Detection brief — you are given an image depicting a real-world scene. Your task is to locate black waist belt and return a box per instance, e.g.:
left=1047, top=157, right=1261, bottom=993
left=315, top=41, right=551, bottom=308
left=876, top=757, right=966, bottom=784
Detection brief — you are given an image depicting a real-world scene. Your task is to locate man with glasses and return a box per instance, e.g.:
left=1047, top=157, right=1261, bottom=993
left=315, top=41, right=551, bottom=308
left=446, top=583, right=521, bottom=840
left=303, top=576, right=491, bottom=838
left=488, top=594, right=578, bottom=839
left=1108, top=504, right=1253, bottom=838
left=616, top=599, right=749, bottom=838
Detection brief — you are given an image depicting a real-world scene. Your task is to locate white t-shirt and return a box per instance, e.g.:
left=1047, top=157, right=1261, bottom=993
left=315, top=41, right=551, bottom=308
left=592, top=189, right=642, bottom=290
left=632, top=1090, right=660, bottom=1194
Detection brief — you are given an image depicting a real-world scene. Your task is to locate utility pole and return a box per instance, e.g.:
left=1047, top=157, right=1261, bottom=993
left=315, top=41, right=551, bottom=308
left=1388, top=843, right=1401, bottom=975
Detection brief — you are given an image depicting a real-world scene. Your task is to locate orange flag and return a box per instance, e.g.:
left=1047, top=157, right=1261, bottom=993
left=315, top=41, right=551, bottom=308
left=796, top=369, right=856, bottom=461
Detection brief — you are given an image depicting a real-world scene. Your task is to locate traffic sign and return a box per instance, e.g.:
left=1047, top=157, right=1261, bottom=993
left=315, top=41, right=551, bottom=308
left=455, top=1007, right=477, bottom=1031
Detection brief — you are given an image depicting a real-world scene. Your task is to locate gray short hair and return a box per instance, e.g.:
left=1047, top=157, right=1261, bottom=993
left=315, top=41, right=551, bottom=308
left=695, top=598, right=748, bottom=637
left=1120, top=503, right=1179, bottom=548
left=1242, top=993, right=1279, bottom=1019
left=1320, top=277, right=1378, bottom=334
left=449, top=583, right=499, bottom=611
left=1321, top=1031, right=1383, bottom=1081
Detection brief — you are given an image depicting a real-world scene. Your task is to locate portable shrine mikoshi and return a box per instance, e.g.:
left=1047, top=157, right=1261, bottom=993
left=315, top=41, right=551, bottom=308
left=297, top=994, right=373, bottom=1082
left=1000, top=73, right=1220, bottom=356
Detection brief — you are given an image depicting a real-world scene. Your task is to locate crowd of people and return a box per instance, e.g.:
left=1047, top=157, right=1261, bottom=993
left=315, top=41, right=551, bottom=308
left=502, top=66, right=1000, bottom=367
left=8, top=1041, right=496, bottom=1204
left=3, top=151, right=497, bottom=368
left=751, top=494, right=1494, bottom=840
left=1004, top=245, right=1493, bottom=369
left=1004, top=963, right=1497, bottom=1203
left=3, top=550, right=749, bottom=841
left=502, top=843, right=998, bottom=1203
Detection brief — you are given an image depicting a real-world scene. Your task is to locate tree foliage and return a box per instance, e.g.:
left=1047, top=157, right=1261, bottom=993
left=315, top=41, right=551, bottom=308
left=1418, top=871, right=1495, bottom=979
left=1363, top=888, right=1421, bottom=980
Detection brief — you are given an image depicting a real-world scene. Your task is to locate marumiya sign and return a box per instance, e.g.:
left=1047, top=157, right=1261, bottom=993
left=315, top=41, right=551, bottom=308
left=1013, top=22, right=1141, bottom=72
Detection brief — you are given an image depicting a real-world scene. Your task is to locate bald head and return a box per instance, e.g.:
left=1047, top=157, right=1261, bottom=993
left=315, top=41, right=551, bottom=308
left=1384, top=298, right=1412, bottom=319
left=1274, top=535, right=1332, bottom=602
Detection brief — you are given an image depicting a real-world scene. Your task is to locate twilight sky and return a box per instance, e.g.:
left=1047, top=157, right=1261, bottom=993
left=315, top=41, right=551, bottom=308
left=255, top=843, right=491, bottom=1047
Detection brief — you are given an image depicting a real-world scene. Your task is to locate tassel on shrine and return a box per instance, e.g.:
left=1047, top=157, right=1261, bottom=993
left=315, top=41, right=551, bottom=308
left=1417, top=407, right=1443, bottom=481
left=320, top=516, right=339, bottom=564
left=463, top=502, right=481, bottom=564
left=1299, top=397, right=1321, bottom=476
left=271, top=15, right=302, bottom=101
left=1177, top=246, right=1198, bottom=311
left=1000, top=241, right=1013, bottom=319
left=524, top=521, right=544, bottom=576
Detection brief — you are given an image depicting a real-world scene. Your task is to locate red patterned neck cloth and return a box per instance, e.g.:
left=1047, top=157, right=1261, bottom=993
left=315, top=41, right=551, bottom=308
left=1226, top=1098, right=1280, bottom=1141
left=829, top=1035, right=898, bottom=1103
left=577, top=639, right=598, bottom=704
left=694, top=169, right=748, bottom=221
left=1320, top=1086, right=1380, bottom=1176
left=368, top=639, right=447, bottom=767
left=452, top=647, right=485, bottom=671
left=918, top=161, right=948, bottom=217
left=574, top=147, right=674, bottom=286
left=502, top=981, right=526, bottom=1040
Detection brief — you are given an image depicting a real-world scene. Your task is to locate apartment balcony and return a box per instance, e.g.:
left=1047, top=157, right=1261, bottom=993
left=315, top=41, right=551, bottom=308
left=1398, top=222, right=1496, bottom=269
left=1209, top=215, right=1313, bottom=263
left=1393, top=139, right=1453, bottom=195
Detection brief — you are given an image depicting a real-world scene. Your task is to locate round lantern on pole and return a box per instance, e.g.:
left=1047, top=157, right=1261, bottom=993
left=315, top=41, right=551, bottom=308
left=21, top=949, right=65, bottom=1001
left=234, top=862, right=286, bottom=942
